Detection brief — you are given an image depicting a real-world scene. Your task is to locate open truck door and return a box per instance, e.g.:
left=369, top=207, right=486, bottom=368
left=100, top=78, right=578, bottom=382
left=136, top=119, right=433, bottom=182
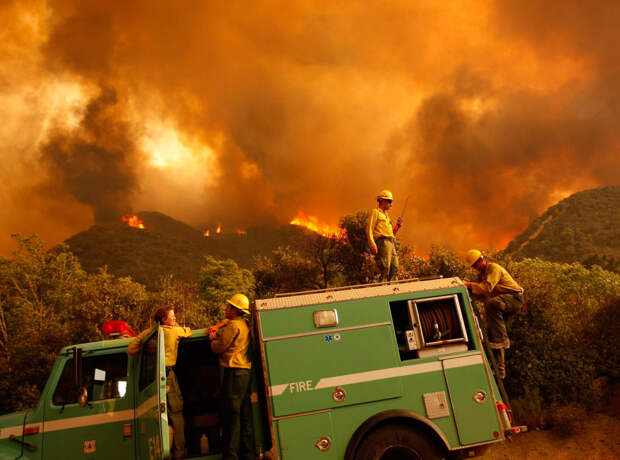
left=135, top=327, right=170, bottom=460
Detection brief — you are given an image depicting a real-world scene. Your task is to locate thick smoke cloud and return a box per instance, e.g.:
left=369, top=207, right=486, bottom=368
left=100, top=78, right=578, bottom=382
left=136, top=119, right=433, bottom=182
left=41, top=87, right=138, bottom=222
left=398, top=1, right=620, bottom=249
left=0, top=0, right=619, bottom=254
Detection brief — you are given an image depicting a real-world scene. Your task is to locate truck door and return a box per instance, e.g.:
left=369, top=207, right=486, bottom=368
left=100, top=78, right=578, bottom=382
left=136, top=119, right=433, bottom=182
left=42, top=350, right=134, bottom=459
left=135, top=327, right=170, bottom=460
left=441, top=352, right=502, bottom=445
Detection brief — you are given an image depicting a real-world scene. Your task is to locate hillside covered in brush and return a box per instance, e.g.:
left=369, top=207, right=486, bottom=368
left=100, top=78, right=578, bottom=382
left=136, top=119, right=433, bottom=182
left=64, top=211, right=306, bottom=289
left=504, top=186, right=620, bottom=272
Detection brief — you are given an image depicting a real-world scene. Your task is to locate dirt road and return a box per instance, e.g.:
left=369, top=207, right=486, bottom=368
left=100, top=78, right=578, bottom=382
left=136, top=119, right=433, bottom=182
left=479, top=413, right=619, bottom=459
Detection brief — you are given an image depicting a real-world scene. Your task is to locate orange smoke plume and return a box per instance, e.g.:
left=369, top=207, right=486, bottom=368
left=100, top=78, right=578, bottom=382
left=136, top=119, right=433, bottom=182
left=2, top=1, right=620, bottom=256
left=290, top=212, right=341, bottom=238
left=122, top=215, right=145, bottom=229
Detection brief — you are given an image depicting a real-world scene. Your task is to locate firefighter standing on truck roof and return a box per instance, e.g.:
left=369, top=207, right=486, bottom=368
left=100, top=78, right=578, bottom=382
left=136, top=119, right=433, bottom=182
left=463, top=249, right=524, bottom=379
left=208, top=293, right=254, bottom=460
left=366, top=189, right=403, bottom=282
left=127, top=306, right=191, bottom=459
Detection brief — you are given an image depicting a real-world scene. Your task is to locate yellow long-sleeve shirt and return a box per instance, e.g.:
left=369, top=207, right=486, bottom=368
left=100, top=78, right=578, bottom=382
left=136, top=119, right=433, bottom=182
left=366, top=208, right=394, bottom=252
left=470, top=262, right=523, bottom=298
left=211, top=318, right=251, bottom=369
left=127, top=324, right=192, bottom=366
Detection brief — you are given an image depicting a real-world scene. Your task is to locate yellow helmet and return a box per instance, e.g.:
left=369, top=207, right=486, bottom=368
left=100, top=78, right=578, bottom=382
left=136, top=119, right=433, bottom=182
left=465, top=249, right=483, bottom=267
left=227, top=293, right=250, bottom=315
left=377, top=190, right=393, bottom=201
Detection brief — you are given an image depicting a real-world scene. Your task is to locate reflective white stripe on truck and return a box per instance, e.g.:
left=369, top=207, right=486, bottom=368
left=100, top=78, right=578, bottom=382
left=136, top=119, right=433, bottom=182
left=0, top=394, right=160, bottom=438
left=0, top=424, right=42, bottom=440
left=441, top=354, right=482, bottom=369
left=44, top=409, right=135, bottom=432
left=269, top=353, right=483, bottom=396
left=135, top=394, right=159, bottom=418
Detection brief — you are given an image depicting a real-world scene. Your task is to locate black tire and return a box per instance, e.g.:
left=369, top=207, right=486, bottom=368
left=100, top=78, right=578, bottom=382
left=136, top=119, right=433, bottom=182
left=355, top=424, right=446, bottom=460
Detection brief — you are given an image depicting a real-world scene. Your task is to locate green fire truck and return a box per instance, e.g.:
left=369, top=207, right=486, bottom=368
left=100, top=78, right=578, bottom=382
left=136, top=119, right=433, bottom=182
left=0, top=277, right=523, bottom=459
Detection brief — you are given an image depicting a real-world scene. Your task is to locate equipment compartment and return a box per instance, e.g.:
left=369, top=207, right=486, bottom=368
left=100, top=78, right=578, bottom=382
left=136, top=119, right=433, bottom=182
left=390, top=294, right=470, bottom=361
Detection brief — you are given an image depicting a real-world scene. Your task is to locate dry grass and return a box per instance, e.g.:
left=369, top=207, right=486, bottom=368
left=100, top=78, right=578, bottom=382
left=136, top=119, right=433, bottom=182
left=479, top=412, right=620, bottom=460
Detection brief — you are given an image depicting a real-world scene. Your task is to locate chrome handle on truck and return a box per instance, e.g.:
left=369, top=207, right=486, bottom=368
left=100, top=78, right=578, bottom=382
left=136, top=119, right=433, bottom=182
left=332, top=386, right=346, bottom=402
left=473, top=390, right=488, bottom=404
left=315, top=436, right=332, bottom=451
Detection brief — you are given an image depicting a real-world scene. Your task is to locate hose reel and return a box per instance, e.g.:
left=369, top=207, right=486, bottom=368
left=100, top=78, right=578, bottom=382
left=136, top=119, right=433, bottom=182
left=406, top=295, right=469, bottom=351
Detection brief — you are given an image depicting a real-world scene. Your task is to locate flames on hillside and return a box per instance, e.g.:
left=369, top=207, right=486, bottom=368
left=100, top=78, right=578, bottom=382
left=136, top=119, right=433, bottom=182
left=203, top=225, right=247, bottom=237
left=122, top=215, right=145, bottom=229
left=290, top=212, right=342, bottom=238
left=119, top=210, right=341, bottom=240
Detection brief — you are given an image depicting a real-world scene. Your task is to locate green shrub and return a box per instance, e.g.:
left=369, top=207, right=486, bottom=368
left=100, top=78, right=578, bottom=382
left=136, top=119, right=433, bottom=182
left=510, top=387, right=546, bottom=429
left=0, top=237, right=247, bottom=413
left=505, top=258, right=620, bottom=414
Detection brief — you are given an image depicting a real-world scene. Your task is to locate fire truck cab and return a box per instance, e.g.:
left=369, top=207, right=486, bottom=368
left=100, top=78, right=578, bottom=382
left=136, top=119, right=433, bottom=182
left=0, top=277, right=520, bottom=459
left=0, top=325, right=270, bottom=459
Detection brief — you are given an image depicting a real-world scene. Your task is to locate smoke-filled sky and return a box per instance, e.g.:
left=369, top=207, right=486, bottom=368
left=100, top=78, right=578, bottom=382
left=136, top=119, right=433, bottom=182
left=1, top=0, right=619, bottom=255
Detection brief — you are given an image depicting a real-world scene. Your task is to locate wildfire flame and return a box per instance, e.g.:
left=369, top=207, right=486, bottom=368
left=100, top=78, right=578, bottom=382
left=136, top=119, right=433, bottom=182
left=204, top=229, right=210, bottom=237
left=236, top=228, right=247, bottom=236
left=290, top=212, right=341, bottom=238
left=122, top=215, right=146, bottom=229
left=216, top=223, right=222, bottom=234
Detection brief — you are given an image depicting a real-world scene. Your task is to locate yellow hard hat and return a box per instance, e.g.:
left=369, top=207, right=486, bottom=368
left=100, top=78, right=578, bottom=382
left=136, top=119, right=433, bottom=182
left=465, top=249, right=483, bottom=267
left=377, top=190, right=393, bottom=201
left=227, top=293, right=250, bottom=315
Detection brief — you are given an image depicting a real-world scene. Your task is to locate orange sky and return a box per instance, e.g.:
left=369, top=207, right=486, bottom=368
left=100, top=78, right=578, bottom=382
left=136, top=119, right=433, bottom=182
left=1, top=0, right=619, bottom=255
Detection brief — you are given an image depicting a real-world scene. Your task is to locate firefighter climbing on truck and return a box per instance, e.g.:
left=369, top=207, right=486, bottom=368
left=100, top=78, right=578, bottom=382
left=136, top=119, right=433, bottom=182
left=463, top=249, right=525, bottom=379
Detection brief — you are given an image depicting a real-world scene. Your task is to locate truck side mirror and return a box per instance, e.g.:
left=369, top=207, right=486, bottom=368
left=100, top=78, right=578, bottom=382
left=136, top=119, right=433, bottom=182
left=77, top=386, right=89, bottom=408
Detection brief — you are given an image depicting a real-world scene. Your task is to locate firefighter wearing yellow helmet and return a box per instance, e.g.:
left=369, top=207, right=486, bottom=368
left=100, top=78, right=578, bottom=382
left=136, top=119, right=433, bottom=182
left=208, top=293, right=254, bottom=459
left=463, top=250, right=524, bottom=379
left=366, top=189, right=403, bottom=282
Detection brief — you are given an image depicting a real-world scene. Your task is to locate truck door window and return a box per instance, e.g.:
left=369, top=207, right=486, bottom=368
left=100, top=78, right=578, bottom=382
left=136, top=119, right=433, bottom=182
left=139, top=331, right=157, bottom=391
left=52, top=353, right=128, bottom=405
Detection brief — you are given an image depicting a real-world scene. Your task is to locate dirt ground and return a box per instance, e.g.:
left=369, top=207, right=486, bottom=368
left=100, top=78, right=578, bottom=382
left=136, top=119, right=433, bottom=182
left=479, top=412, right=620, bottom=460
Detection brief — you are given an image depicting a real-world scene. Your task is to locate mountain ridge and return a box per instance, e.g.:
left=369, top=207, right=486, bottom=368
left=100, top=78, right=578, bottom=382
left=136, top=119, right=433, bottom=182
left=504, top=185, right=620, bottom=272
left=64, top=211, right=307, bottom=289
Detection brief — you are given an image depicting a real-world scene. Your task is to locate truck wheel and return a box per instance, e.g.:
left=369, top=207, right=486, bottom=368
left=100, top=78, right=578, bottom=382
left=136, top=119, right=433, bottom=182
left=356, top=424, right=446, bottom=460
